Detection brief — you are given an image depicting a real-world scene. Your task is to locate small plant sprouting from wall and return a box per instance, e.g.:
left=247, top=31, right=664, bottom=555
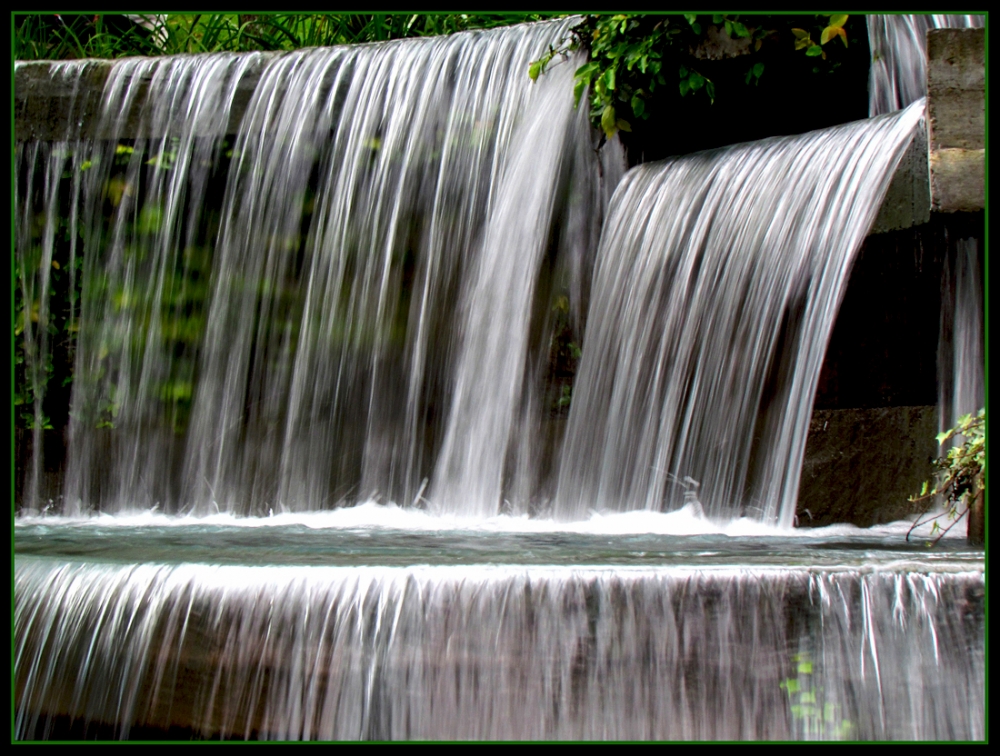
left=908, top=408, right=985, bottom=544
left=779, top=652, right=853, bottom=740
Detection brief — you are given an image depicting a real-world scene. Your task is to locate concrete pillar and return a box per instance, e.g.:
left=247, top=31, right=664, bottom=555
left=927, top=28, right=985, bottom=213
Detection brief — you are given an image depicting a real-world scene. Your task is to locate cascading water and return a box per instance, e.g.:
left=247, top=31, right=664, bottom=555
left=63, top=53, right=267, bottom=516
left=556, top=101, right=926, bottom=526
left=14, top=16, right=984, bottom=742
left=867, top=14, right=984, bottom=117
left=13, top=553, right=984, bottom=741
left=18, top=19, right=602, bottom=517
left=937, top=238, right=985, bottom=434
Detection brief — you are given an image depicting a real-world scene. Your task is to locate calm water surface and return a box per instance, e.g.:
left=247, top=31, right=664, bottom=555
left=15, top=503, right=983, bottom=571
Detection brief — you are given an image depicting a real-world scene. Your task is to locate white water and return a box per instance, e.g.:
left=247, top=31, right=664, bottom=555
left=556, top=101, right=927, bottom=527
left=13, top=501, right=974, bottom=540
left=867, top=14, right=984, bottom=117
left=14, top=556, right=984, bottom=740
left=18, top=20, right=610, bottom=518
left=937, top=238, right=984, bottom=435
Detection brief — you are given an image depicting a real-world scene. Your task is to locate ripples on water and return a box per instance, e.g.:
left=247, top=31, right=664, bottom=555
left=15, top=502, right=981, bottom=568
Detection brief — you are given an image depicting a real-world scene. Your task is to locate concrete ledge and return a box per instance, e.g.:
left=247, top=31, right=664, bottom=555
left=15, top=56, right=276, bottom=142
left=927, top=28, right=984, bottom=213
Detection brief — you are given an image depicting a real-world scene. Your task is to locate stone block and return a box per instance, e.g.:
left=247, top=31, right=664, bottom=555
left=796, top=406, right=938, bottom=527
left=15, top=56, right=275, bottom=142
left=930, top=148, right=986, bottom=212
left=927, top=28, right=984, bottom=212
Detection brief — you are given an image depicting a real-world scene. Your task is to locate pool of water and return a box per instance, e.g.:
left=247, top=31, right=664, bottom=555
left=15, top=502, right=982, bottom=571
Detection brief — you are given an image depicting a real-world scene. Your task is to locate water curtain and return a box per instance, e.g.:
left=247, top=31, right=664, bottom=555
left=867, top=14, right=984, bottom=117
left=556, top=101, right=926, bottom=526
left=14, top=557, right=984, bottom=740
left=17, top=19, right=605, bottom=517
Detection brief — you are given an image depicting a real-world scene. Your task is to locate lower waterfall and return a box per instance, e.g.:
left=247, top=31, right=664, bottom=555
left=14, top=550, right=985, bottom=740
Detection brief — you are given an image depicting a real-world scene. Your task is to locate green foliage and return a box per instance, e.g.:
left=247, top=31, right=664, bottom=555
left=779, top=652, right=853, bottom=740
left=14, top=13, right=562, bottom=60
left=528, top=13, right=860, bottom=139
left=547, top=295, right=582, bottom=414
left=792, top=14, right=850, bottom=59
left=909, top=408, right=986, bottom=543
left=14, top=139, right=225, bottom=437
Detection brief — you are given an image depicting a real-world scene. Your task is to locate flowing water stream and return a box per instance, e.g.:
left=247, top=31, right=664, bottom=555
left=13, top=514, right=986, bottom=741
left=556, top=102, right=926, bottom=526
left=867, top=14, right=984, bottom=118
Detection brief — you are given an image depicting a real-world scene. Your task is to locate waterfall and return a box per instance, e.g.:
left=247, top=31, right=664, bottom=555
left=867, top=14, right=984, bottom=117
left=63, top=53, right=266, bottom=516
left=15, top=556, right=984, bottom=740
left=555, top=101, right=926, bottom=526
left=17, top=19, right=605, bottom=517
left=14, top=16, right=985, bottom=744
left=937, top=238, right=985, bottom=434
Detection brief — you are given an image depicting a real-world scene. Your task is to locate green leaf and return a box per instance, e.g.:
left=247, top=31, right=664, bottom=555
left=806, top=45, right=823, bottom=57
left=683, top=13, right=697, bottom=26
left=688, top=71, right=705, bottom=92
left=705, top=79, right=715, bottom=103
left=631, top=94, right=645, bottom=117
left=600, top=104, right=617, bottom=138
left=732, top=21, right=749, bottom=38
left=603, top=66, right=616, bottom=91
left=798, top=661, right=813, bottom=674
left=820, top=26, right=838, bottom=45
left=679, top=78, right=690, bottom=97
left=712, top=14, right=724, bottom=24
left=829, top=14, right=848, bottom=28
left=528, top=60, right=541, bottom=81
left=779, top=678, right=801, bottom=694
left=753, top=62, right=765, bottom=78
left=616, top=118, right=631, bottom=132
